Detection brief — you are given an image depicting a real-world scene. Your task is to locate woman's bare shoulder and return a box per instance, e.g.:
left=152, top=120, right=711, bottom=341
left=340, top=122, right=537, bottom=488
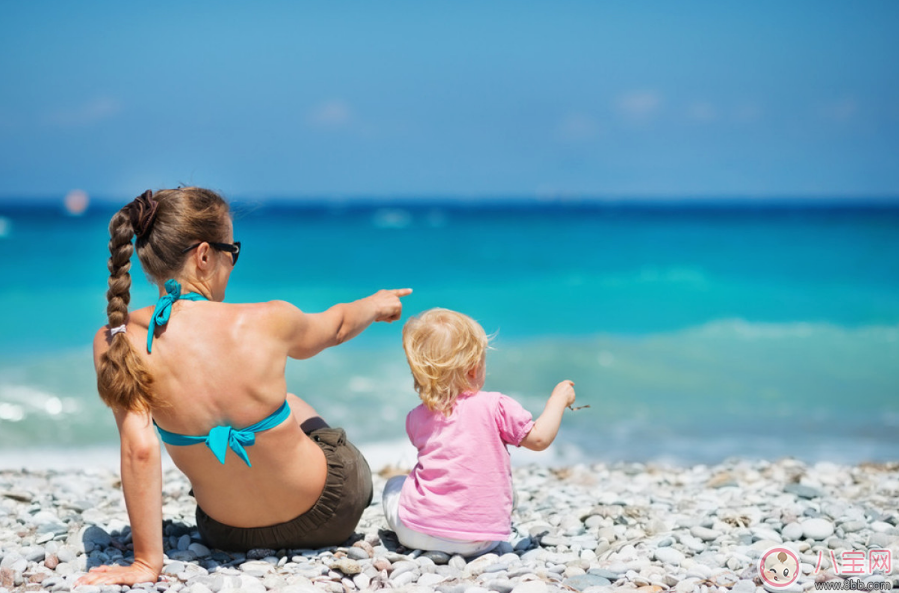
left=227, top=300, right=304, bottom=324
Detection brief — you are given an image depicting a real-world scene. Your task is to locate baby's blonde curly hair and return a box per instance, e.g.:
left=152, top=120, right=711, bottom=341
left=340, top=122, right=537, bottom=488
left=403, top=308, right=488, bottom=416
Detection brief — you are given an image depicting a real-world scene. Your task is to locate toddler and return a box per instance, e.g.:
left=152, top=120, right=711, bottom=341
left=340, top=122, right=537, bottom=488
left=382, top=308, right=576, bottom=555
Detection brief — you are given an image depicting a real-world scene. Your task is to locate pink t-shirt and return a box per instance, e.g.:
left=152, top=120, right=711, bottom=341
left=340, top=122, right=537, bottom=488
left=398, top=390, right=535, bottom=540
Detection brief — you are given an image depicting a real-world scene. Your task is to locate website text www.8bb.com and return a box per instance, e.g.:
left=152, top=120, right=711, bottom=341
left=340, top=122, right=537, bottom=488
left=814, top=580, right=893, bottom=591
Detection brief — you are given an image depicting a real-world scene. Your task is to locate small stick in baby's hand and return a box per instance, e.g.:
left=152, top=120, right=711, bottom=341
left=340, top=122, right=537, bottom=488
left=568, top=404, right=590, bottom=411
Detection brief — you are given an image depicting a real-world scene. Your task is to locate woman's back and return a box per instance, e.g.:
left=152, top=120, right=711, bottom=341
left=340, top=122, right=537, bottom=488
left=123, top=299, right=328, bottom=528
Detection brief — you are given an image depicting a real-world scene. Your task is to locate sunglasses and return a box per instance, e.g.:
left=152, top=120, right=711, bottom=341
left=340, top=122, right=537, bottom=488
left=181, top=241, right=241, bottom=266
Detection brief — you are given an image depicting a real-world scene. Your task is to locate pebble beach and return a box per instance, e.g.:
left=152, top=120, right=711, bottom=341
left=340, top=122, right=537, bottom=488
left=1, top=459, right=897, bottom=593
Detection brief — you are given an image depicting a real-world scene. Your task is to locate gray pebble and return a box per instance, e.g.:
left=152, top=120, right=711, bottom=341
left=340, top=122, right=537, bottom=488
left=784, top=484, right=823, bottom=499
left=566, top=574, right=612, bottom=591
left=419, top=573, right=447, bottom=587
left=870, top=521, right=895, bottom=533
left=510, top=581, right=548, bottom=593
left=344, top=546, right=369, bottom=561
left=487, top=579, right=516, bottom=593
left=163, top=561, right=186, bottom=575
left=782, top=522, right=804, bottom=541
left=0, top=554, right=22, bottom=570
left=81, top=508, right=107, bottom=525
left=24, top=546, right=46, bottom=562
left=177, top=534, right=191, bottom=551
left=588, top=569, right=621, bottom=580
left=494, top=541, right=514, bottom=555
left=422, top=550, right=451, bottom=565
left=514, top=538, right=533, bottom=552
left=169, top=550, right=197, bottom=562
left=827, top=538, right=852, bottom=550
left=436, top=565, right=462, bottom=578
left=690, top=526, right=721, bottom=542
left=56, top=546, right=77, bottom=563
left=188, top=543, right=211, bottom=557
left=802, top=518, right=835, bottom=540
left=391, top=560, right=419, bottom=578
left=584, top=516, right=604, bottom=529
left=539, top=534, right=567, bottom=547
left=5, top=559, right=25, bottom=574
left=869, top=533, right=896, bottom=547
left=483, top=563, right=508, bottom=574
left=655, top=547, right=686, bottom=565
left=840, top=520, right=866, bottom=533
left=237, top=574, right=267, bottom=593
left=680, top=535, right=707, bottom=552
left=54, top=562, right=75, bottom=575
left=466, top=553, right=500, bottom=576
left=392, top=570, right=417, bottom=587
left=246, top=548, right=277, bottom=560
left=82, top=525, right=112, bottom=547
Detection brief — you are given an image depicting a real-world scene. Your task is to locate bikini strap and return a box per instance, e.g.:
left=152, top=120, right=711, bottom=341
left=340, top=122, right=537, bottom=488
left=147, top=279, right=208, bottom=353
left=154, top=401, right=292, bottom=467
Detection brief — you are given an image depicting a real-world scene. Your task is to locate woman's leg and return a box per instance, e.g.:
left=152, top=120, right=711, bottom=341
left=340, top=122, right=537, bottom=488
left=286, top=392, right=330, bottom=433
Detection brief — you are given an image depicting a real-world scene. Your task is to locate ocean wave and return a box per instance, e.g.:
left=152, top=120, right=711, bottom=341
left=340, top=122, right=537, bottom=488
left=372, top=208, right=412, bottom=229
left=691, top=319, right=899, bottom=341
left=1, top=321, right=896, bottom=463
left=599, top=266, right=709, bottom=287
left=0, top=383, right=80, bottom=422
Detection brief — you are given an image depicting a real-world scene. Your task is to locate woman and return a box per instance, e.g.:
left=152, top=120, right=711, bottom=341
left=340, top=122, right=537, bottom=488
left=77, top=188, right=410, bottom=586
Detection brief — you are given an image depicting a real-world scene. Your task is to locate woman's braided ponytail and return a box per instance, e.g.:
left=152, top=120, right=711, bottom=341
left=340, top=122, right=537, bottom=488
left=96, top=199, right=156, bottom=412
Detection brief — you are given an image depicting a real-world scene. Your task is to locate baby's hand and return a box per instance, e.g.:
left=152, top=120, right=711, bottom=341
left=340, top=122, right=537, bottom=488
left=551, top=380, right=576, bottom=407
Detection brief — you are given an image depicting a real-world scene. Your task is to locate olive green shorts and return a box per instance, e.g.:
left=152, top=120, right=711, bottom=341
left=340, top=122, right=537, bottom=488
left=196, top=427, right=373, bottom=551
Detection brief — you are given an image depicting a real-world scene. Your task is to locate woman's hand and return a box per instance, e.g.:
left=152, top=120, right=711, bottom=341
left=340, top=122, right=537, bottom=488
left=369, top=288, right=412, bottom=322
left=76, top=559, right=160, bottom=587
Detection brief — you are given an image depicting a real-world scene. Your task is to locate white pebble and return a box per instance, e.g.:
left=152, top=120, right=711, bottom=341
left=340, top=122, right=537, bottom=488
left=801, top=518, right=834, bottom=540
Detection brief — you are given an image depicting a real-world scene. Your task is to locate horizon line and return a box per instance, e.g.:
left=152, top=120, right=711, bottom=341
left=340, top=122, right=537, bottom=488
left=3, top=192, right=899, bottom=205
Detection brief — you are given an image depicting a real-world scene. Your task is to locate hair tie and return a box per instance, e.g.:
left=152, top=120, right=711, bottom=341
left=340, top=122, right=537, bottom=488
left=110, top=324, right=127, bottom=336
left=127, top=190, right=159, bottom=239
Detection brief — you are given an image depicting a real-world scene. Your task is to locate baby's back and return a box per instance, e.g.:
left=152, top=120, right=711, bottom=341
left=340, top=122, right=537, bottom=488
left=400, top=391, right=534, bottom=540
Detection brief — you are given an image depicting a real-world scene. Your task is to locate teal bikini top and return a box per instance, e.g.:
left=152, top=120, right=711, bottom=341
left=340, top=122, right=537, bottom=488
left=149, top=279, right=292, bottom=467
left=147, top=279, right=208, bottom=353
left=155, top=401, right=292, bottom=467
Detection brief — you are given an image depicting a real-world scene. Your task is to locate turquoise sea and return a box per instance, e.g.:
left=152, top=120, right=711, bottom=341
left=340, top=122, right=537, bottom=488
left=0, top=198, right=897, bottom=465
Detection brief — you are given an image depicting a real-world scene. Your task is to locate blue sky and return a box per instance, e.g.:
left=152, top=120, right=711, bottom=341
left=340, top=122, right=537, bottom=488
left=1, top=2, right=898, bottom=200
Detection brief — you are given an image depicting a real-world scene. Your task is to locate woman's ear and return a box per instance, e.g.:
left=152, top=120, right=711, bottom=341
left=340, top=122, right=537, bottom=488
left=194, top=242, right=214, bottom=272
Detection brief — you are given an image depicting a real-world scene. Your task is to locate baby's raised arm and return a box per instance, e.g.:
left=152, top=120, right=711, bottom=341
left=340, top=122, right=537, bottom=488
left=519, top=380, right=576, bottom=451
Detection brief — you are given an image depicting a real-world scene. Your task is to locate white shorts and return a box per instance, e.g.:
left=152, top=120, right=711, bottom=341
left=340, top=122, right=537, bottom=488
left=381, top=475, right=500, bottom=557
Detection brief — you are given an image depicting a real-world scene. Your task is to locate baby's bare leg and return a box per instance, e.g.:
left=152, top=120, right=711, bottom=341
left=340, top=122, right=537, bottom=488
left=286, top=393, right=330, bottom=433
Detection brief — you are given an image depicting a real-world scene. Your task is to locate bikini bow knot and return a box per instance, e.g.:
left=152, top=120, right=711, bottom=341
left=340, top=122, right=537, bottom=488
left=206, top=426, right=256, bottom=467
